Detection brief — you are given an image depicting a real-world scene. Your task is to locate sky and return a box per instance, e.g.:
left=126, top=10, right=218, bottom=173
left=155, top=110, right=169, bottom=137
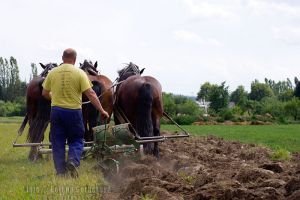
left=0, top=0, right=300, bottom=96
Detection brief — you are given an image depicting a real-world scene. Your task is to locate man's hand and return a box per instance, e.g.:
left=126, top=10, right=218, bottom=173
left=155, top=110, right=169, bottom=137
left=100, top=110, right=109, bottom=120
left=84, top=88, right=109, bottom=120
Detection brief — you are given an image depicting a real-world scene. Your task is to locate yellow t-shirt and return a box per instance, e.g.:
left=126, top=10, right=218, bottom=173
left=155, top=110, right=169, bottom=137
left=42, top=64, right=92, bottom=109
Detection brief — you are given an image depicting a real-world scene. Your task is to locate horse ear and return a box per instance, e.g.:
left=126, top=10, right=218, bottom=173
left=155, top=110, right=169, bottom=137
left=140, top=68, right=145, bottom=75
left=39, top=63, right=46, bottom=69
left=94, top=61, right=98, bottom=69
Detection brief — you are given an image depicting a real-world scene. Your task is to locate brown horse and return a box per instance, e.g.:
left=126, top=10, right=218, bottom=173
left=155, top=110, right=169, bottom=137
left=18, top=63, right=57, bottom=161
left=114, top=62, right=163, bottom=157
left=80, top=60, right=114, bottom=142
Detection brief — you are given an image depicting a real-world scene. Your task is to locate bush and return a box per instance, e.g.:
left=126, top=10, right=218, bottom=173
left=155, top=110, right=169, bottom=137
left=163, top=93, right=202, bottom=125
left=219, top=108, right=235, bottom=121
left=174, top=114, right=198, bottom=125
left=0, top=100, right=25, bottom=117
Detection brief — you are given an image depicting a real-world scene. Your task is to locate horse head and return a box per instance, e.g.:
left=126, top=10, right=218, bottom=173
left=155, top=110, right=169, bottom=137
left=118, top=62, right=145, bottom=82
left=39, top=63, right=58, bottom=77
left=80, top=60, right=99, bottom=76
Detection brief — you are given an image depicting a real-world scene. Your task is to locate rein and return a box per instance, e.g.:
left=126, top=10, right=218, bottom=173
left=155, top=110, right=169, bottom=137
left=82, top=79, right=125, bottom=105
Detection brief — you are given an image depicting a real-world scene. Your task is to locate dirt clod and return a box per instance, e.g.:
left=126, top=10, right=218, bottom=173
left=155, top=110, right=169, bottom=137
left=101, top=135, right=299, bottom=200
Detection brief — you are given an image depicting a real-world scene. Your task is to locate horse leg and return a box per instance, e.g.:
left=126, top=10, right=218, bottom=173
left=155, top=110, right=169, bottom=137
left=82, top=108, right=89, bottom=142
left=152, top=117, right=160, bottom=158
left=87, top=106, right=98, bottom=141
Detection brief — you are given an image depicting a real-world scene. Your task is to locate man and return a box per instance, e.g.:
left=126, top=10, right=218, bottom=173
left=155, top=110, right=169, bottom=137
left=42, top=48, right=109, bottom=177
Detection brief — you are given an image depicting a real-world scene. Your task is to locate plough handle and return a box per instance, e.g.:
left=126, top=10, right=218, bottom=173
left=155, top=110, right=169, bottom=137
left=163, top=111, right=190, bottom=136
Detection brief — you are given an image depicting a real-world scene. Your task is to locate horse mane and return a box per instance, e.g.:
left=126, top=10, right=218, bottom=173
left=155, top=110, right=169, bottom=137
left=39, top=63, right=58, bottom=77
left=117, top=62, right=143, bottom=80
left=80, top=60, right=99, bottom=76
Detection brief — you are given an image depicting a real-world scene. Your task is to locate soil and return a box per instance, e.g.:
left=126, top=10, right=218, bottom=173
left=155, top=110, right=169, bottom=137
left=101, top=133, right=300, bottom=200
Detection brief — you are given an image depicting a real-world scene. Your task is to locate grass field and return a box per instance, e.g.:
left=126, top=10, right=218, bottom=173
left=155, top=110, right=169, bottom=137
left=0, top=119, right=107, bottom=199
left=0, top=117, right=299, bottom=199
left=162, top=124, right=300, bottom=152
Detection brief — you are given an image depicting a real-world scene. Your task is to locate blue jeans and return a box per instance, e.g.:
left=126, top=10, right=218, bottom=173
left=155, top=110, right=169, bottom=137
left=50, top=106, right=84, bottom=174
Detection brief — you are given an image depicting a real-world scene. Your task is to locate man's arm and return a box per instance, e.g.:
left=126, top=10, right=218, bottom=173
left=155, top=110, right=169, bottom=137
left=42, top=89, right=51, bottom=100
left=83, top=88, right=109, bottom=119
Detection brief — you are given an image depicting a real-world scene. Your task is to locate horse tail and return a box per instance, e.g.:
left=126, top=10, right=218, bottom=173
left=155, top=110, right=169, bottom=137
left=85, top=81, right=102, bottom=141
left=136, top=83, right=154, bottom=155
left=18, top=114, right=28, bottom=135
left=27, top=98, right=51, bottom=143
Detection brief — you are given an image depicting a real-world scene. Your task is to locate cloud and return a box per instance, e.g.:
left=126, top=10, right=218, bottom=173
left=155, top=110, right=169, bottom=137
left=272, top=26, right=300, bottom=45
left=40, top=42, right=96, bottom=59
left=182, top=0, right=237, bottom=19
left=247, top=0, right=300, bottom=17
left=173, top=30, right=222, bottom=46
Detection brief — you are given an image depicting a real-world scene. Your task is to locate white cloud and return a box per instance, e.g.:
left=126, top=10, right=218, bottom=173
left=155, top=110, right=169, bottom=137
left=272, top=26, right=300, bottom=45
left=182, top=0, right=238, bottom=19
left=173, top=30, right=222, bottom=46
left=247, top=0, right=300, bottom=17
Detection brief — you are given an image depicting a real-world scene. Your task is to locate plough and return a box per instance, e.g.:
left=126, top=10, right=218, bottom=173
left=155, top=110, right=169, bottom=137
left=12, top=112, right=189, bottom=174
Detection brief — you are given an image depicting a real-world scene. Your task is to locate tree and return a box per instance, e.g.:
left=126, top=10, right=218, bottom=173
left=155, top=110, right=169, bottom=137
left=197, top=82, right=215, bottom=101
left=295, top=77, right=300, bottom=98
left=0, top=57, right=10, bottom=101
left=261, top=97, right=284, bottom=118
left=285, top=97, right=300, bottom=120
left=6, top=57, right=22, bottom=101
left=249, top=80, right=274, bottom=101
left=0, top=56, right=26, bottom=102
left=30, top=63, right=38, bottom=81
left=230, top=85, right=248, bottom=106
left=208, top=82, right=229, bottom=113
left=264, top=78, right=294, bottom=101
left=197, top=82, right=229, bottom=113
left=162, top=93, right=176, bottom=116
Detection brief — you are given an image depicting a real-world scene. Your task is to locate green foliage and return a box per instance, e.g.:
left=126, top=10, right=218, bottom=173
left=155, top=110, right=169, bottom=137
left=198, top=82, right=229, bottom=113
left=249, top=80, right=274, bottom=101
left=230, top=85, right=248, bottom=106
left=261, top=97, right=285, bottom=119
left=284, top=97, right=300, bottom=120
left=0, top=100, right=26, bottom=116
left=278, top=89, right=294, bottom=102
left=218, top=108, right=235, bottom=121
left=197, top=82, right=215, bottom=101
left=174, top=114, right=199, bottom=125
left=245, top=100, right=263, bottom=115
left=264, top=78, right=293, bottom=98
left=163, top=93, right=202, bottom=125
left=162, top=93, right=176, bottom=116
left=209, top=82, right=229, bottom=113
left=0, top=56, right=27, bottom=102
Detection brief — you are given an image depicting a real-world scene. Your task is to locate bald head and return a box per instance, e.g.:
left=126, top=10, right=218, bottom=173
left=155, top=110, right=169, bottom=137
left=62, top=48, right=77, bottom=64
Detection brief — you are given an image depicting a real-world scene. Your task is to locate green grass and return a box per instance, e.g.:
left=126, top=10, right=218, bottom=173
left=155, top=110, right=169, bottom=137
left=0, top=116, right=24, bottom=123
left=271, top=148, right=292, bottom=161
left=0, top=120, right=107, bottom=199
left=162, top=124, right=300, bottom=152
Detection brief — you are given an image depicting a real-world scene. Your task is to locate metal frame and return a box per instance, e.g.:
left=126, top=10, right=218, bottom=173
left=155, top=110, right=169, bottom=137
left=12, top=111, right=189, bottom=154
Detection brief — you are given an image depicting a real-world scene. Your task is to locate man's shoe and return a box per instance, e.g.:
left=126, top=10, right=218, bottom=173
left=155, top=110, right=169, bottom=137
left=56, top=172, right=67, bottom=178
left=66, top=161, right=79, bottom=178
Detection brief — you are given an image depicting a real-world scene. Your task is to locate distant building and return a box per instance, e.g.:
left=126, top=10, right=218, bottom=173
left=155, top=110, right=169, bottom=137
left=196, top=99, right=210, bottom=116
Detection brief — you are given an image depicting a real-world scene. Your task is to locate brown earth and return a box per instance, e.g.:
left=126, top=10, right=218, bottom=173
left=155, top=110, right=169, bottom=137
left=101, top=133, right=300, bottom=200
